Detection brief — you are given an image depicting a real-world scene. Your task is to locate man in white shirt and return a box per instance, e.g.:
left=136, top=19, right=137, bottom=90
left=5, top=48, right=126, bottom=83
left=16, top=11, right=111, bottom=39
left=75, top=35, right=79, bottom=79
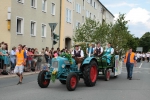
left=94, top=42, right=103, bottom=57
left=72, top=44, right=84, bottom=71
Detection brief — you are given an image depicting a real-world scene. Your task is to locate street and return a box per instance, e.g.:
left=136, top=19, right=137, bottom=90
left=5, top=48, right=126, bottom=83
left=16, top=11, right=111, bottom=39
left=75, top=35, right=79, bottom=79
left=0, top=62, right=150, bottom=100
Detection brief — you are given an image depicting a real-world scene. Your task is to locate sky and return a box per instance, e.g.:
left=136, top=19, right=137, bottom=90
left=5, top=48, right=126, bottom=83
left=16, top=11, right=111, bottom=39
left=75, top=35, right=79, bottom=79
left=100, top=0, right=150, bottom=38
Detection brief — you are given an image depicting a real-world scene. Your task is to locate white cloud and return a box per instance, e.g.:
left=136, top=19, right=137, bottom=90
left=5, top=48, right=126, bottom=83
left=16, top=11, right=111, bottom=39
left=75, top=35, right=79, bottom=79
left=105, top=2, right=138, bottom=8
left=125, top=7, right=150, bottom=28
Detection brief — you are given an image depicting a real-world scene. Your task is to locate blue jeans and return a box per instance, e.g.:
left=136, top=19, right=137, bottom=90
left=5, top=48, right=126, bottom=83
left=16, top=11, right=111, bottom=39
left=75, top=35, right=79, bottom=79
left=126, top=63, right=134, bottom=78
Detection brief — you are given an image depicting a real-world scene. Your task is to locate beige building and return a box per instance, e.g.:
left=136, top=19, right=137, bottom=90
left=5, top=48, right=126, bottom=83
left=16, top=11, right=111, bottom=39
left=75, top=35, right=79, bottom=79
left=0, top=0, right=114, bottom=51
left=60, top=0, right=114, bottom=50
left=0, top=0, right=61, bottom=50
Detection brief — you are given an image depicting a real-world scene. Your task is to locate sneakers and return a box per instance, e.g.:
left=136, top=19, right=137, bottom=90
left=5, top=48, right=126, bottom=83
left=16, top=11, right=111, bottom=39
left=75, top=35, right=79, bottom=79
left=17, top=81, right=22, bottom=85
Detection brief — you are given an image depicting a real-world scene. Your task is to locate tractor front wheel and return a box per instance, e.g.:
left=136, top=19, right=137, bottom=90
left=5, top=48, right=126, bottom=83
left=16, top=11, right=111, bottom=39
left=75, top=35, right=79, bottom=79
left=66, top=73, right=78, bottom=91
left=38, top=70, right=50, bottom=88
left=83, top=61, right=98, bottom=86
left=105, top=69, right=110, bottom=81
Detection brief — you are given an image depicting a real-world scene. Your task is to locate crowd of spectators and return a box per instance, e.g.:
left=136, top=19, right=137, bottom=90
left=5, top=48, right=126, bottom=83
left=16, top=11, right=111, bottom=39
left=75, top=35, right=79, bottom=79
left=0, top=41, right=71, bottom=75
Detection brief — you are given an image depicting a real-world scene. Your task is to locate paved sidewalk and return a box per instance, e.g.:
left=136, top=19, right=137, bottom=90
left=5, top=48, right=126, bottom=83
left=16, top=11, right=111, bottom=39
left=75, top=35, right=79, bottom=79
left=0, top=71, right=39, bottom=79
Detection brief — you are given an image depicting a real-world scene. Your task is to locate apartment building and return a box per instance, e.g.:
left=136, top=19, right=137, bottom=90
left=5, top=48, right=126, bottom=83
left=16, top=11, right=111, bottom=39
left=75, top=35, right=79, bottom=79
left=60, top=0, right=114, bottom=50
left=0, top=0, right=60, bottom=50
left=0, top=0, right=114, bottom=50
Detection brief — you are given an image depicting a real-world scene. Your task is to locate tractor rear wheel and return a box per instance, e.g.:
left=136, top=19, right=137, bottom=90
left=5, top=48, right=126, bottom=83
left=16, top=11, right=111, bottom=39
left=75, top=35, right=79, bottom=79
left=66, top=72, right=78, bottom=91
left=105, top=69, right=110, bottom=81
left=83, top=60, right=98, bottom=86
left=38, top=70, right=50, bottom=88
left=59, top=80, right=66, bottom=84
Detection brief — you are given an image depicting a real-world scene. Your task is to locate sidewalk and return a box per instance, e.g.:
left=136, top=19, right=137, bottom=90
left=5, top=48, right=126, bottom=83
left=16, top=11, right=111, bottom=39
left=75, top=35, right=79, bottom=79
left=0, top=71, right=39, bottom=79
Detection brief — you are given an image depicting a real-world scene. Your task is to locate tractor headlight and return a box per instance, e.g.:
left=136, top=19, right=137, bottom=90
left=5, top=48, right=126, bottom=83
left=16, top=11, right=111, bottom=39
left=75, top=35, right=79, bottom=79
left=62, top=64, right=65, bottom=68
left=64, top=60, right=70, bottom=64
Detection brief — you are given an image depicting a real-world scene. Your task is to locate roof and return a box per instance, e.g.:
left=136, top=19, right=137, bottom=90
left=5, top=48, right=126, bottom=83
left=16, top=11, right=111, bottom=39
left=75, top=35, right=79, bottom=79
left=97, top=0, right=115, bottom=18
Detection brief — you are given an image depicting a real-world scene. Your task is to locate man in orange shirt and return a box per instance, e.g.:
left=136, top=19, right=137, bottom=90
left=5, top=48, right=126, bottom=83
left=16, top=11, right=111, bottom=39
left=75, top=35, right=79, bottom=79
left=124, top=48, right=137, bottom=80
left=14, top=44, right=27, bottom=85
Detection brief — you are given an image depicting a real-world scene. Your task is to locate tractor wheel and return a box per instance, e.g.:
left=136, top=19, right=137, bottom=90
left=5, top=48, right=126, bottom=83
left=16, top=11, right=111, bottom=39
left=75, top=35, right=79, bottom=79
left=59, top=80, right=66, bottom=84
left=105, top=69, right=110, bottom=81
left=66, top=73, right=78, bottom=91
left=38, top=70, right=50, bottom=88
left=83, top=60, right=98, bottom=86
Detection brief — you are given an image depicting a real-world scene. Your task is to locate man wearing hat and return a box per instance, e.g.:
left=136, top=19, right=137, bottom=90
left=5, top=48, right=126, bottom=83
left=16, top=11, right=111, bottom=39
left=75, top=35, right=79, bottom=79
left=72, top=43, right=84, bottom=71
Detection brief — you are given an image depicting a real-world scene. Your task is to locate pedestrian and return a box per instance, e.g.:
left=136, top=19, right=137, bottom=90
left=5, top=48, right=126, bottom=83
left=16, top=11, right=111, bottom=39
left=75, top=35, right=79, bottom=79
left=146, top=52, right=150, bottom=62
left=14, top=44, right=27, bottom=85
left=124, top=47, right=137, bottom=80
left=10, top=46, right=16, bottom=73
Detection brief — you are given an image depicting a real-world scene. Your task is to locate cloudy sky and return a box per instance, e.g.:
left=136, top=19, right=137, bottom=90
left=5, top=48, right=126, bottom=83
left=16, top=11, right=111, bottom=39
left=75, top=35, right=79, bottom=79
left=100, top=0, right=150, bottom=38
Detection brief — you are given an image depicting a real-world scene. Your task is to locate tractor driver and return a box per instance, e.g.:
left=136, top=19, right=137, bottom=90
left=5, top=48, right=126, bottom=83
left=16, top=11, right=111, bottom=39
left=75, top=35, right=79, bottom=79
left=72, top=44, right=84, bottom=71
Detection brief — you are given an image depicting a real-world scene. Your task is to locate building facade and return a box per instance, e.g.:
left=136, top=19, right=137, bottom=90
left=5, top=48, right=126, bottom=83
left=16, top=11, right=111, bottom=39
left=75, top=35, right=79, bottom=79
left=0, top=0, right=61, bottom=50
left=0, top=0, right=114, bottom=51
left=60, top=0, right=114, bottom=50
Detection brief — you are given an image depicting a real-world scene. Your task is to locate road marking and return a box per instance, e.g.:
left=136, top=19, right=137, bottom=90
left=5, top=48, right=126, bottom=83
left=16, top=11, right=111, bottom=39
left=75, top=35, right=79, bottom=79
left=139, top=63, right=143, bottom=68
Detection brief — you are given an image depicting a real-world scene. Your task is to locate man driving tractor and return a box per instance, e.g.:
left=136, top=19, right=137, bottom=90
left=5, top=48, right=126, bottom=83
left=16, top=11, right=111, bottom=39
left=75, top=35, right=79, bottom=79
left=72, top=43, right=84, bottom=71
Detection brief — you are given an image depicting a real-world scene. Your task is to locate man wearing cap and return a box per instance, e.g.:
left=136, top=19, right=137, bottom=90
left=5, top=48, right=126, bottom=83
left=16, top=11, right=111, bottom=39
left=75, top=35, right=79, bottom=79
left=124, top=48, right=137, bottom=80
left=72, top=44, right=84, bottom=71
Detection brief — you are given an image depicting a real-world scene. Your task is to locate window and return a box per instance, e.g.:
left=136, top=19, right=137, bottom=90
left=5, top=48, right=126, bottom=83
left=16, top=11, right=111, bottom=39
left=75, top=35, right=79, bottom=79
left=31, top=0, right=37, bottom=8
left=16, top=17, right=24, bottom=34
left=17, top=0, right=24, bottom=3
left=86, top=10, right=90, bottom=17
left=67, top=0, right=72, bottom=3
left=31, top=21, right=36, bottom=36
left=94, top=2, right=97, bottom=9
left=83, top=0, right=85, bottom=9
left=42, top=0, right=47, bottom=12
left=90, top=13, right=91, bottom=18
left=87, top=0, right=90, bottom=3
left=94, top=15, right=96, bottom=20
left=76, top=21, right=80, bottom=29
left=90, top=0, right=92, bottom=5
left=51, top=3, right=55, bottom=15
left=76, top=4, right=81, bottom=13
left=66, top=8, right=72, bottom=23
left=82, top=16, right=84, bottom=23
left=41, top=24, right=46, bottom=37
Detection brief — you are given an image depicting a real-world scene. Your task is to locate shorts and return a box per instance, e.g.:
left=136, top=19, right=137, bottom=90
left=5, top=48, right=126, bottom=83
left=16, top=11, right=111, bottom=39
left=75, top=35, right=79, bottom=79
left=33, top=59, right=37, bottom=63
left=14, top=65, right=24, bottom=74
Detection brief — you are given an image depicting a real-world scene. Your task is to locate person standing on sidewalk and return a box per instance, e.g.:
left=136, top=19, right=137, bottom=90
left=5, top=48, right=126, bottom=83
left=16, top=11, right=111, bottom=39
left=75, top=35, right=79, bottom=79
left=14, top=44, right=27, bottom=85
left=124, top=48, right=137, bottom=80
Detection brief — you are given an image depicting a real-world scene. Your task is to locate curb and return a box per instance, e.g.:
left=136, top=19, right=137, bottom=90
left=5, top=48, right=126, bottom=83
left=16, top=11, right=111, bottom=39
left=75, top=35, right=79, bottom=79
left=0, top=72, right=39, bottom=79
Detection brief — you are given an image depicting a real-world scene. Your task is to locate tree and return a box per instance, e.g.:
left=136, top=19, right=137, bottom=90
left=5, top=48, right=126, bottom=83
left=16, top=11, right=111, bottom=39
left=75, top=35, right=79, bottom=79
left=73, top=13, right=136, bottom=55
left=139, top=32, right=150, bottom=52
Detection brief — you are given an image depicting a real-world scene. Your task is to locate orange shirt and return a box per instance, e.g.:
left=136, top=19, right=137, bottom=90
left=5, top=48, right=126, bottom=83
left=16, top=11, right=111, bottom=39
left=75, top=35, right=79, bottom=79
left=16, top=50, right=25, bottom=66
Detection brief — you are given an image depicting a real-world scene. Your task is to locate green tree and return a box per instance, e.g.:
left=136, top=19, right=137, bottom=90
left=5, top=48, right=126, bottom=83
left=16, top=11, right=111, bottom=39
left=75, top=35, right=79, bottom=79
left=139, top=32, right=150, bottom=52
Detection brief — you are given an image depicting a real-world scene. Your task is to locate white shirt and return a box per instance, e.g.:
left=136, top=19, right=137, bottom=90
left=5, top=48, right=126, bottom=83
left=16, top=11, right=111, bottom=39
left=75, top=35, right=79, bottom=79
left=146, top=53, right=150, bottom=57
left=142, top=54, right=145, bottom=57
left=94, top=47, right=103, bottom=53
left=137, top=53, right=140, bottom=58
left=72, top=50, right=84, bottom=57
left=111, top=48, right=114, bottom=54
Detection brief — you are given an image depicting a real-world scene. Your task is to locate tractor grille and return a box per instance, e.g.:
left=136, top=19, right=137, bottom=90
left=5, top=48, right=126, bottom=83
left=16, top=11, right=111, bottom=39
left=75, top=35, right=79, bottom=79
left=52, top=61, right=58, bottom=68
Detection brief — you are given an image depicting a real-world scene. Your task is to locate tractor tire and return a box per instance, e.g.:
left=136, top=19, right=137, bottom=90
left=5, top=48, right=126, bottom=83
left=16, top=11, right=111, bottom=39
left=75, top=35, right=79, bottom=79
left=66, top=72, right=78, bottom=91
left=83, top=60, right=98, bottom=86
left=105, top=69, right=110, bottom=81
left=38, top=70, right=50, bottom=88
left=59, top=80, right=66, bottom=84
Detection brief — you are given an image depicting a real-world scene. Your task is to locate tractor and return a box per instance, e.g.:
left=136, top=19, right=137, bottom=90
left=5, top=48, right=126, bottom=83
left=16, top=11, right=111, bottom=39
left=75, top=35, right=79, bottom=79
left=37, top=53, right=98, bottom=91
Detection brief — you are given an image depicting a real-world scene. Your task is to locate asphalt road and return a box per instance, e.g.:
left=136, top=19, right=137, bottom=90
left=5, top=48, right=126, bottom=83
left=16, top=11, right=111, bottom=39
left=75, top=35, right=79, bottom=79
left=0, top=61, right=150, bottom=100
